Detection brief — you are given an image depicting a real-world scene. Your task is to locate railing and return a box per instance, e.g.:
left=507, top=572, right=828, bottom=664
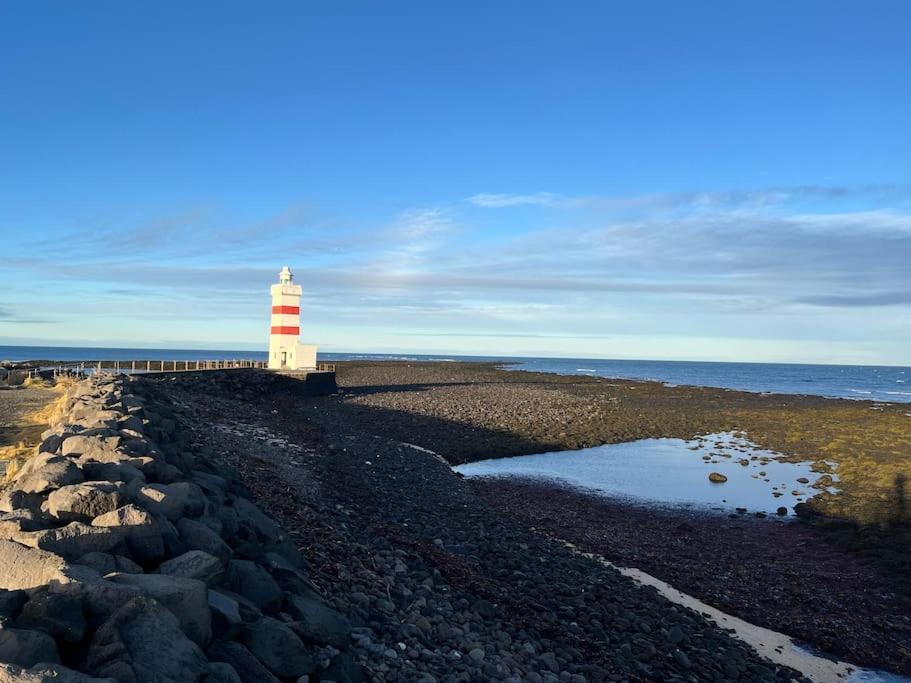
left=12, top=359, right=337, bottom=379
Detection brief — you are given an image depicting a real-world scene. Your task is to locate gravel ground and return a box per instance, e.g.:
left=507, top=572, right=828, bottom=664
left=141, top=370, right=806, bottom=682
left=471, top=478, right=911, bottom=677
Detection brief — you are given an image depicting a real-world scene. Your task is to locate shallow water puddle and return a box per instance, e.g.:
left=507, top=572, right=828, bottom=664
left=455, top=432, right=838, bottom=515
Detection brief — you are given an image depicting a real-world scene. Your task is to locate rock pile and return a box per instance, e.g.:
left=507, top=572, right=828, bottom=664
left=0, top=376, right=357, bottom=682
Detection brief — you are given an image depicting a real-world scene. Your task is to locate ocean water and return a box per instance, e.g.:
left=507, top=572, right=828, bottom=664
left=509, top=357, right=911, bottom=404
left=2, top=346, right=909, bottom=403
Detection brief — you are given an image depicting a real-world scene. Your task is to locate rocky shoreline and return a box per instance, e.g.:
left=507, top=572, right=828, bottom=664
left=0, top=375, right=358, bottom=681
left=135, top=368, right=810, bottom=682
left=2, top=360, right=907, bottom=681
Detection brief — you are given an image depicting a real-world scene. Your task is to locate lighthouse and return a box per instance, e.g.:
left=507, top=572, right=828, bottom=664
left=268, top=266, right=317, bottom=370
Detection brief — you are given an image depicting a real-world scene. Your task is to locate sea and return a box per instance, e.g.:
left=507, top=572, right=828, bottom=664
left=2, top=345, right=909, bottom=404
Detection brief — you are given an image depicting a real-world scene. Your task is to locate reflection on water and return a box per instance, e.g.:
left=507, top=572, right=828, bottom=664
left=455, top=432, right=839, bottom=515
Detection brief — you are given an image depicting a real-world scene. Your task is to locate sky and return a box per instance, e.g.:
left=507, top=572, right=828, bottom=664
left=1, top=1, right=910, bottom=365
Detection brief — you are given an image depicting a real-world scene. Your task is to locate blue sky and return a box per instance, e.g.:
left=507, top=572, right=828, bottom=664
left=1, top=1, right=910, bottom=364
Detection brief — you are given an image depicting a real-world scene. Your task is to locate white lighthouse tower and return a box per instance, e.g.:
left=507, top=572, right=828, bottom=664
left=268, top=266, right=317, bottom=370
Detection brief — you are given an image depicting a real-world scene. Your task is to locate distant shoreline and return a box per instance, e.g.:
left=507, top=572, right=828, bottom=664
left=3, top=345, right=910, bottom=404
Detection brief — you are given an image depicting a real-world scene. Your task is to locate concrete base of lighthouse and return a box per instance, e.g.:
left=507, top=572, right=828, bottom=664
left=267, top=342, right=317, bottom=371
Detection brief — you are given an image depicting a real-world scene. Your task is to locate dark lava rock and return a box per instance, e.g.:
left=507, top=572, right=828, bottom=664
left=206, top=641, right=279, bottom=683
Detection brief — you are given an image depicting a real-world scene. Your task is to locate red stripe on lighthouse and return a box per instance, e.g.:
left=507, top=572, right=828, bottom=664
left=271, top=305, right=300, bottom=315
left=271, top=326, right=300, bottom=335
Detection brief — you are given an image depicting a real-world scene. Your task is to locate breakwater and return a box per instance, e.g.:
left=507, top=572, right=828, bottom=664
left=0, top=375, right=356, bottom=682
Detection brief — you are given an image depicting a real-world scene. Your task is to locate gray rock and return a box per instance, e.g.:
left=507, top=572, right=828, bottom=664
left=231, top=498, right=282, bottom=543
left=107, top=573, right=211, bottom=646
left=168, top=482, right=206, bottom=517
left=0, top=539, right=93, bottom=591
left=321, top=651, right=363, bottom=682
left=131, top=483, right=188, bottom=521
left=203, top=662, right=242, bottom=683
left=15, top=590, right=85, bottom=643
left=91, top=504, right=164, bottom=565
left=86, top=597, right=209, bottom=683
left=63, top=578, right=142, bottom=628
left=38, top=434, right=63, bottom=455
left=0, top=627, right=59, bottom=667
left=206, top=641, right=279, bottom=683
left=76, top=552, right=143, bottom=575
left=14, top=522, right=124, bottom=560
left=46, top=482, right=125, bottom=523
left=0, top=589, right=26, bottom=626
left=79, top=460, right=145, bottom=485
left=192, top=471, right=228, bottom=505
left=0, top=489, right=44, bottom=514
left=285, top=592, right=351, bottom=648
left=208, top=589, right=243, bottom=639
left=239, top=616, right=315, bottom=678
left=210, top=588, right=262, bottom=623
left=14, top=455, right=84, bottom=494
left=224, top=560, right=282, bottom=613
left=61, top=434, right=122, bottom=458
left=158, top=550, right=224, bottom=586
left=177, top=517, right=232, bottom=563
left=0, top=662, right=115, bottom=683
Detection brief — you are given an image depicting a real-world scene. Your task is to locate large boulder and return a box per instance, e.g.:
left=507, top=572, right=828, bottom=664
left=238, top=616, right=315, bottom=678
left=107, top=573, right=211, bottom=646
left=203, top=663, right=241, bottom=683
left=46, top=482, right=125, bottom=523
left=285, top=591, right=352, bottom=648
left=177, top=517, right=232, bottom=563
left=15, top=590, right=86, bottom=643
left=0, top=589, right=27, bottom=626
left=131, top=484, right=188, bottom=522
left=0, top=627, right=59, bottom=667
left=78, top=461, right=145, bottom=486
left=92, top=505, right=164, bottom=565
left=206, top=641, right=278, bottom=683
left=14, top=522, right=124, bottom=560
left=166, top=482, right=206, bottom=517
left=76, top=552, right=143, bottom=575
left=224, top=560, right=282, bottom=613
left=0, top=539, right=95, bottom=590
left=61, top=435, right=122, bottom=459
left=207, top=589, right=242, bottom=640
left=59, top=579, right=142, bottom=630
left=14, top=455, right=83, bottom=495
left=86, top=597, right=209, bottom=683
left=231, top=498, right=282, bottom=544
left=157, top=550, right=224, bottom=586
left=0, top=489, right=44, bottom=514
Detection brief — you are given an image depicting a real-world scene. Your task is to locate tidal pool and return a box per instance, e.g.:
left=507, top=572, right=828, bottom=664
left=455, top=432, right=838, bottom=515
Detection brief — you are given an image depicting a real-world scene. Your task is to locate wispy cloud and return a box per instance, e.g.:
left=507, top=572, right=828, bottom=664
left=467, top=184, right=911, bottom=214
left=466, top=192, right=588, bottom=209
left=3, top=185, right=910, bottom=360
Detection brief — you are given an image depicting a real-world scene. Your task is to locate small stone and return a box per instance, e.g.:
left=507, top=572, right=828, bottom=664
left=708, top=472, right=728, bottom=483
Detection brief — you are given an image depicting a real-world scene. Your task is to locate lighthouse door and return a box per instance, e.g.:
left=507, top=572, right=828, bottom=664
left=281, top=351, right=287, bottom=367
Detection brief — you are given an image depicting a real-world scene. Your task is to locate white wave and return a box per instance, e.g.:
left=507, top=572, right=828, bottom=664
left=885, top=391, right=911, bottom=396
left=576, top=368, right=597, bottom=372
left=847, top=389, right=873, bottom=395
